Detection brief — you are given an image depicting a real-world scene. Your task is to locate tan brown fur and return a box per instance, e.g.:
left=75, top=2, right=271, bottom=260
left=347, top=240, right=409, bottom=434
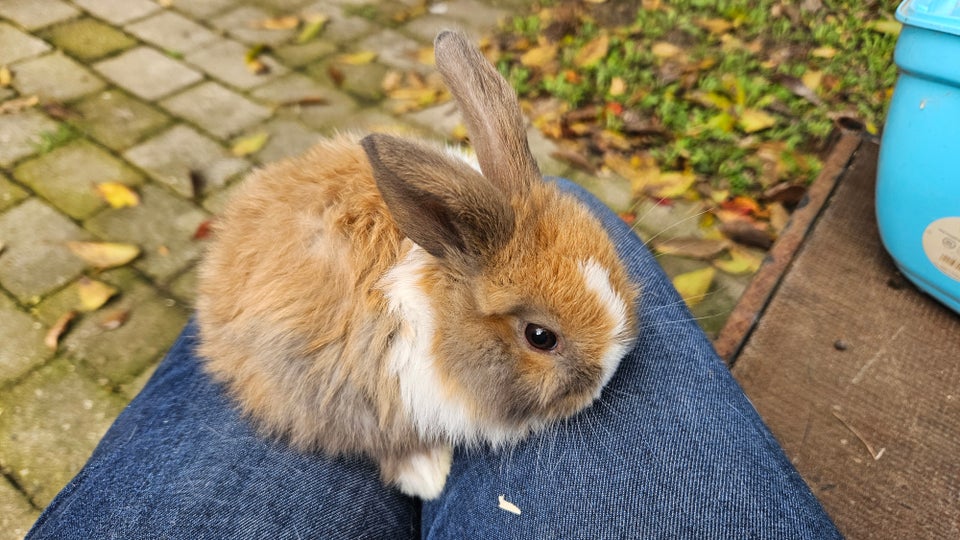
left=196, top=31, right=640, bottom=499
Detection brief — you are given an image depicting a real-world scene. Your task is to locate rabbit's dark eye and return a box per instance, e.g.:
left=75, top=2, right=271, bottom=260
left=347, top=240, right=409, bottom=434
left=524, top=323, right=558, bottom=351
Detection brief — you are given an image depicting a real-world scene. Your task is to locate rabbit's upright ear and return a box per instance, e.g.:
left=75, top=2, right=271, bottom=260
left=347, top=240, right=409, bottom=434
left=434, top=31, right=540, bottom=192
left=362, top=133, right=515, bottom=264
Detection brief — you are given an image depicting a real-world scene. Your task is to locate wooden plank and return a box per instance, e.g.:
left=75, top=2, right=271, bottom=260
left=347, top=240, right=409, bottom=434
left=714, top=133, right=862, bottom=362
left=731, top=140, right=960, bottom=539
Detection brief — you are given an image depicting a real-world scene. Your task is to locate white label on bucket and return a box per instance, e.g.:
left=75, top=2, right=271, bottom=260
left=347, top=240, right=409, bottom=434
left=923, top=217, right=960, bottom=282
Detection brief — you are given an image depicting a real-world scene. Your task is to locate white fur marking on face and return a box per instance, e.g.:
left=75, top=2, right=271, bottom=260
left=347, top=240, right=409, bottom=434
left=379, top=246, right=522, bottom=446
left=578, top=258, right=632, bottom=393
left=393, top=446, right=453, bottom=500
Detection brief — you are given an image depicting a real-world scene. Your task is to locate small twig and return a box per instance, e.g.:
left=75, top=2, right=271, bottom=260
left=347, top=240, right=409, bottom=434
left=832, top=411, right=885, bottom=460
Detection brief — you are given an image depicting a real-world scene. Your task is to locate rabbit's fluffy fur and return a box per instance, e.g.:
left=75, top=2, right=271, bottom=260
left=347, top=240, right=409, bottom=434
left=196, top=31, right=639, bottom=499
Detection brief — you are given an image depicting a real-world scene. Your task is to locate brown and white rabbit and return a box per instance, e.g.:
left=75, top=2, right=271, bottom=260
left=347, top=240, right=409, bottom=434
left=196, top=31, right=639, bottom=499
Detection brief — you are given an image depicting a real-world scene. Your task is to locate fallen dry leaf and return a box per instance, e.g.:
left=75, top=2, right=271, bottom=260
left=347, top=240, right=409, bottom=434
left=519, top=44, right=558, bottom=69
left=651, top=41, right=682, bottom=59
left=67, top=241, right=140, bottom=269
left=649, top=171, right=697, bottom=199
left=574, top=34, right=609, bottom=68
left=193, top=220, right=215, bottom=240
left=337, top=51, right=378, bottom=65
left=189, top=169, right=205, bottom=199
left=297, top=14, right=330, bottom=44
left=244, top=44, right=271, bottom=75
left=713, top=247, right=763, bottom=274
left=867, top=19, right=901, bottom=37
left=95, top=182, right=140, bottom=208
left=672, top=267, right=716, bottom=308
left=0, top=65, right=11, bottom=87
left=0, top=95, right=39, bottom=115
left=254, top=15, right=300, bottom=30
left=653, top=237, right=731, bottom=260
left=609, top=76, right=626, bottom=96
left=718, top=218, right=774, bottom=249
left=737, top=108, right=776, bottom=133
left=231, top=132, right=270, bottom=157
left=811, top=46, right=837, bottom=59
left=45, top=311, right=77, bottom=351
left=77, top=277, right=118, bottom=311
left=99, top=308, right=129, bottom=330
left=696, top=17, right=733, bottom=35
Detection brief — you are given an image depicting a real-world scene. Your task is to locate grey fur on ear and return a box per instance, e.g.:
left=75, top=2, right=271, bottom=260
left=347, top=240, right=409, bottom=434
left=361, top=133, right=515, bottom=264
left=434, top=30, right=540, bottom=192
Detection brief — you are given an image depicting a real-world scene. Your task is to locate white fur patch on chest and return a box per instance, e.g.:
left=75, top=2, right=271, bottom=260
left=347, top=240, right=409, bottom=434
left=578, top=258, right=632, bottom=393
left=379, top=246, right=500, bottom=445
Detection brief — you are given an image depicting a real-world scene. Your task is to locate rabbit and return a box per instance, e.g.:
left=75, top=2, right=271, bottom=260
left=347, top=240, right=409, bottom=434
left=195, top=30, right=640, bottom=500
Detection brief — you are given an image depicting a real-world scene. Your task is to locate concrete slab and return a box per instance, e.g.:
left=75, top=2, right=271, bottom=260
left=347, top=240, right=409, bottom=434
left=123, top=124, right=250, bottom=198
left=160, top=81, right=272, bottom=140
left=94, top=46, right=203, bottom=101
left=9, top=52, right=106, bottom=102
left=0, top=110, right=60, bottom=167
left=83, top=183, right=210, bottom=283
left=0, top=21, right=52, bottom=64
left=0, top=475, right=39, bottom=540
left=0, top=0, right=79, bottom=30
left=0, top=198, right=91, bottom=303
left=0, top=172, right=29, bottom=212
left=71, top=0, right=160, bottom=25
left=184, top=39, right=288, bottom=90
left=44, top=17, right=137, bottom=61
left=69, top=90, right=172, bottom=151
left=13, top=139, right=143, bottom=220
left=124, top=10, right=219, bottom=55
left=0, top=291, right=51, bottom=385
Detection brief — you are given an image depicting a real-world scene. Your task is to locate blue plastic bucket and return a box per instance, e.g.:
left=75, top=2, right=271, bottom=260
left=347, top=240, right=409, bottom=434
left=877, top=0, right=960, bottom=314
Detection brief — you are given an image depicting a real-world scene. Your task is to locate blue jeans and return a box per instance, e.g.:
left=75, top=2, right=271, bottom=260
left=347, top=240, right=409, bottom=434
left=28, top=179, right=841, bottom=539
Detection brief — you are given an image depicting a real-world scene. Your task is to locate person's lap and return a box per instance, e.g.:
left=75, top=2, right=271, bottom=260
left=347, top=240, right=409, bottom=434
left=27, top=179, right=840, bottom=539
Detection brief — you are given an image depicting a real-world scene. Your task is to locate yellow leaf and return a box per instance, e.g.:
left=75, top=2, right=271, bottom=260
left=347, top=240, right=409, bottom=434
left=297, top=14, right=329, bottom=43
left=337, top=51, right=378, bottom=65
left=574, top=34, right=609, bottom=68
left=713, top=247, right=763, bottom=275
left=95, top=182, right=140, bottom=208
left=256, top=15, right=300, bottom=30
left=672, top=267, right=716, bottom=307
left=67, top=241, right=140, bottom=269
left=688, top=91, right=732, bottom=110
left=45, top=311, right=77, bottom=351
left=0, top=65, right=10, bottom=87
left=609, top=76, right=626, bottom=96
left=737, top=108, right=776, bottom=133
left=867, top=19, right=901, bottom=37
left=519, top=44, right=557, bottom=69
left=811, top=46, right=836, bottom=59
left=231, top=132, right=270, bottom=156
left=77, top=277, right=118, bottom=311
left=603, top=153, right=660, bottom=195
left=801, top=70, right=822, bottom=93
left=416, top=46, right=435, bottom=66
left=706, top=111, right=736, bottom=132
left=697, top=17, right=733, bottom=35
left=651, top=41, right=682, bottom=59
left=451, top=123, right=468, bottom=141
left=650, top=171, right=696, bottom=199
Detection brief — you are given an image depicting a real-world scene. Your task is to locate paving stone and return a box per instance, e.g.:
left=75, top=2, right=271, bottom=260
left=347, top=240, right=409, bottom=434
left=307, top=59, right=388, bottom=103
left=124, top=125, right=249, bottom=198
left=0, top=475, right=39, bottom=540
left=0, top=109, right=60, bottom=166
left=0, top=357, right=127, bottom=506
left=403, top=101, right=464, bottom=140
left=84, top=184, right=210, bottom=282
left=0, top=21, right=52, bottom=64
left=185, top=39, right=288, bottom=90
left=0, top=172, right=29, bottom=212
left=61, top=277, right=189, bottom=382
left=94, top=46, right=203, bottom=101
left=71, top=0, right=160, bottom=25
left=160, top=81, right=271, bottom=139
left=250, top=71, right=357, bottom=116
left=44, top=17, right=137, bottom=61
left=9, top=52, right=106, bottom=102
left=124, top=10, right=219, bottom=54
left=0, top=0, right=79, bottom=31
left=31, top=276, right=94, bottom=327
left=356, top=29, right=423, bottom=71
left=69, top=90, right=172, bottom=151
left=167, top=265, right=197, bottom=306
left=435, top=0, right=510, bottom=32
left=212, top=5, right=297, bottom=46
left=13, top=139, right=143, bottom=220
left=0, top=199, right=91, bottom=303
left=242, top=118, right=319, bottom=164
left=166, top=0, right=241, bottom=18
left=0, top=292, right=52, bottom=385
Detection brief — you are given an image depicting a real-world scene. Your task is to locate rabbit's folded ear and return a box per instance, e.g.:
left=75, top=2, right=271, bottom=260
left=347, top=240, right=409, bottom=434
left=434, top=30, right=540, bottom=193
left=361, top=133, right=515, bottom=264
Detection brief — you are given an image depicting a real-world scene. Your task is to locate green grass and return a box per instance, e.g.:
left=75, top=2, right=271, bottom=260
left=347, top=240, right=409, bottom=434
left=494, top=0, right=899, bottom=197
left=35, top=123, right=80, bottom=154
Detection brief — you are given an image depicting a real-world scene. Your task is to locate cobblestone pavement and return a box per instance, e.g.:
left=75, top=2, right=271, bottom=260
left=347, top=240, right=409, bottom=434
left=0, top=0, right=747, bottom=536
